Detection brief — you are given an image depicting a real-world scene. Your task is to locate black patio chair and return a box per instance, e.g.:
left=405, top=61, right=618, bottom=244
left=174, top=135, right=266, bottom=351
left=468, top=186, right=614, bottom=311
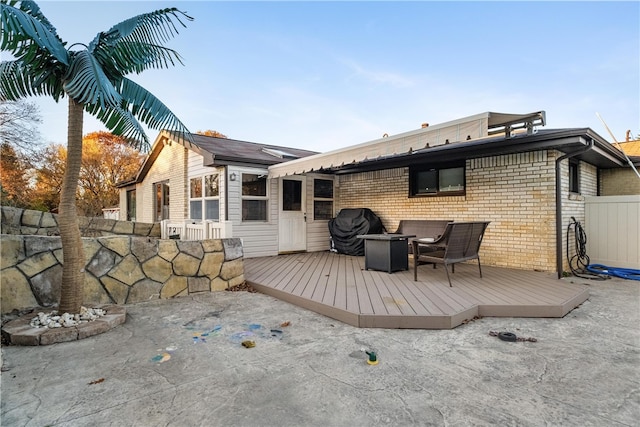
left=412, top=221, right=490, bottom=286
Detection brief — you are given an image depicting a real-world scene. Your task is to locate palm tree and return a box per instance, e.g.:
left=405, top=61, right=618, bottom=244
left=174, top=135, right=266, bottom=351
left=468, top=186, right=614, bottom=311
left=1, top=0, right=193, bottom=314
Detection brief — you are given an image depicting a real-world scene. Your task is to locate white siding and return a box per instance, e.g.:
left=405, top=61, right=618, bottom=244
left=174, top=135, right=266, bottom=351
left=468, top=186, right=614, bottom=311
left=227, top=166, right=279, bottom=258
left=187, top=150, right=226, bottom=220
left=305, top=173, right=334, bottom=252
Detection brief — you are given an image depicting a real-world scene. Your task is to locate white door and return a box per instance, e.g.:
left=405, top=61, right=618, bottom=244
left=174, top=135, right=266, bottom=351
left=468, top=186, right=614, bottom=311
left=279, top=176, right=307, bottom=252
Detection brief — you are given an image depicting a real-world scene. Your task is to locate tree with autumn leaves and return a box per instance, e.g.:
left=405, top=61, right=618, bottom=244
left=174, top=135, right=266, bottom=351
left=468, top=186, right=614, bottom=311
left=22, top=131, right=144, bottom=215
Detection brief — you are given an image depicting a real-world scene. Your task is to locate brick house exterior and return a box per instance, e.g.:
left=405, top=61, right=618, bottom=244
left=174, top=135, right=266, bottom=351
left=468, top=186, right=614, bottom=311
left=269, top=112, right=634, bottom=276
left=117, top=112, right=635, bottom=273
left=336, top=151, right=600, bottom=273
left=599, top=141, right=640, bottom=195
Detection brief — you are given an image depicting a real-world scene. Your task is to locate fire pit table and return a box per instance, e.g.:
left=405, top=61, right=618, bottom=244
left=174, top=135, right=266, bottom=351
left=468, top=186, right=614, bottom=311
left=356, top=234, right=416, bottom=273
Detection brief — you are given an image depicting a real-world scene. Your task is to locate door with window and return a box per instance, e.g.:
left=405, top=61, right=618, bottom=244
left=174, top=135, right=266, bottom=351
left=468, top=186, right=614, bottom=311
left=279, top=176, right=306, bottom=252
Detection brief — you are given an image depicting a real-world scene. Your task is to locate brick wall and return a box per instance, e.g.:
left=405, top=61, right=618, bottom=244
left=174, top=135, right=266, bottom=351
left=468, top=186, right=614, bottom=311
left=600, top=168, right=640, bottom=195
left=560, top=160, right=598, bottom=272
left=337, top=150, right=596, bottom=272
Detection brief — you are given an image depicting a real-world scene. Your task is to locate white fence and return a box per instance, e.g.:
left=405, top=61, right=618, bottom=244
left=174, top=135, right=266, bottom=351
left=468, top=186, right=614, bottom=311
left=585, top=195, right=640, bottom=269
left=160, top=220, right=233, bottom=241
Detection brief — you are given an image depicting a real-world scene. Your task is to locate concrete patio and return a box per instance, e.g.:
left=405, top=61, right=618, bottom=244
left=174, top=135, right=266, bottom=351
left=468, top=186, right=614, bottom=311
left=1, top=276, right=638, bottom=426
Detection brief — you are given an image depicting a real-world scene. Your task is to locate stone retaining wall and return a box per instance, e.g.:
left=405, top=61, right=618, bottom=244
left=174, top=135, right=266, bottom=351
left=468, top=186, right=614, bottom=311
left=1, top=235, right=244, bottom=314
left=1, top=206, right=160, bottom=238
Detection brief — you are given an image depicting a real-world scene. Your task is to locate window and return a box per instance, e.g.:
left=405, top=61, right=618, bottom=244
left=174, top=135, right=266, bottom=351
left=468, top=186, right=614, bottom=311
left=282, top=179, right=302, bottom=211
left=409, top=164, right=465, bottom=196
left=569, top=160, right=580, bottom=194
left=242, top=173, right=268, bottom=221
left=190, top=174, right=220, bottom=221
left=126, top=189, right=136, bottom=221
left=154, top=181, right=170, bottom=221
left=313, top=178, right=334, bottom=220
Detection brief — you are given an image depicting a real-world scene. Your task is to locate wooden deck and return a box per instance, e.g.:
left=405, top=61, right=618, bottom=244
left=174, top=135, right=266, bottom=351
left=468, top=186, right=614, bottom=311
left=244, top=252, right=590, bottom=329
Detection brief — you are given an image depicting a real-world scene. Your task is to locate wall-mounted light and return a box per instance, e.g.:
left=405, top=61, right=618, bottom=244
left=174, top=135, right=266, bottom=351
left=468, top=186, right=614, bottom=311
left=229, top=172, right=237, bottom=181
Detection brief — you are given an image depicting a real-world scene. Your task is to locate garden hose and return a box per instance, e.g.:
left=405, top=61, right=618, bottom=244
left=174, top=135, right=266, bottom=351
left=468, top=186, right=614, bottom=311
left=566, top=217, right=608, bottom=280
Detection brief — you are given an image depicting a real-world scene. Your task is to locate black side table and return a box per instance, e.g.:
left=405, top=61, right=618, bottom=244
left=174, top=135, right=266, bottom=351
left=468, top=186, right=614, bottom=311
left=356, top=234, right=416, bottom=273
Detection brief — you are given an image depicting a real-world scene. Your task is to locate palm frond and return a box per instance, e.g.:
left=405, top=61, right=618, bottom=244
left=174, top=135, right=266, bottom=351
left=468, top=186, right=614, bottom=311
left=84, top=102, right=150, bottom=151
left=93, top=41, right=184, bottom=79
left=87, top=8, right=192, bottom=76
left=118, top=77, right=192, bottom=143
left=0, top=60, right=65, bottom=101
left=63, top=50, right=121, bottom=107
left=102, top=8, right=192, bottom=46
left=0, top=1, right=68, bottom=65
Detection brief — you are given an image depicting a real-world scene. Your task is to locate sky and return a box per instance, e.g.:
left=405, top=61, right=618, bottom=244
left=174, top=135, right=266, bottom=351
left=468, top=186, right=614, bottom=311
left=12, top=0, right=640, bottom=152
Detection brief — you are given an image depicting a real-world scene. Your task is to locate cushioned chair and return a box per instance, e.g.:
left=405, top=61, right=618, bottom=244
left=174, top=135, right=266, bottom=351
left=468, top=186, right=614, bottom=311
left=412, top=221, right=490, bottom=286
left=392, top=219, right=452, bottom=254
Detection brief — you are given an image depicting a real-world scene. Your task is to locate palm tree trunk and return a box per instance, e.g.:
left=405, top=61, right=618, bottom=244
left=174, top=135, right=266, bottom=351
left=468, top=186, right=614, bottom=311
left=57, top=98, right=85, bottom=314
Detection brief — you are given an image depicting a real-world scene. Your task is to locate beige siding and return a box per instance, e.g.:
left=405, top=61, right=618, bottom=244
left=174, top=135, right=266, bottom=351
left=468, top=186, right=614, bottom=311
left=136, top=142, right=188, bottom=223
left=585, top=195, right=640, bottom=269
left=337, top=150, right=574, bottom=272
left=118, top=186, right=128, bottom=221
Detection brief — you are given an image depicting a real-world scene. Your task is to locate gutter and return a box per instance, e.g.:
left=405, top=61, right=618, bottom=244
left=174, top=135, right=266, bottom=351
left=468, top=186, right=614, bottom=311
left=554, top=139, right=594, bottom=278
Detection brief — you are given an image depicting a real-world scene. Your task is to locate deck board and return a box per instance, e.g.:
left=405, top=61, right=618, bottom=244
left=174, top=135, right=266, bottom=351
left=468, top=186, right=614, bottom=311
left=245, top=252, right=590, bottom=329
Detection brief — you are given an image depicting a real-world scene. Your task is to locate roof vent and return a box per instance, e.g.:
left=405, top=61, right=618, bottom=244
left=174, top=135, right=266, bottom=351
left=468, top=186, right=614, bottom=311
left=262, top=147, right=300, bottom=159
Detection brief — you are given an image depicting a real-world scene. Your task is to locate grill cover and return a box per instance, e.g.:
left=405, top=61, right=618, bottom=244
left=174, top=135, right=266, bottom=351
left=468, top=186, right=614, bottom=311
left=328, top=208, right=384, bottom=256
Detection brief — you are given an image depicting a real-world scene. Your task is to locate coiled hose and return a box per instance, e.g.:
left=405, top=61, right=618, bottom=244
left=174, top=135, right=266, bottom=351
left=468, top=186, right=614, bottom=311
left=567, top=217, right=640, bottom=281
left=566, top=217, right=608, bottom=280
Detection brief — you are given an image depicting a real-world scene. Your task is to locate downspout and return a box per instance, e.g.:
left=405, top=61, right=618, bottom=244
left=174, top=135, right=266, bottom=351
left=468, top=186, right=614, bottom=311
left=554, top=139, right=594, bottom=278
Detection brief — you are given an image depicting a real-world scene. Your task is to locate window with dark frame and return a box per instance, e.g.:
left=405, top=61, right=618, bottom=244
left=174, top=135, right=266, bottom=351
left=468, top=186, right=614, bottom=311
left=409, top=163, right=465, bottom=197
left=241, top=173, right=268, bottom=221
left=313, top=178, right=334, bottom=220
left=154, top=181, right=170, bottom=221
left=569, top=159, right=580, bottom=194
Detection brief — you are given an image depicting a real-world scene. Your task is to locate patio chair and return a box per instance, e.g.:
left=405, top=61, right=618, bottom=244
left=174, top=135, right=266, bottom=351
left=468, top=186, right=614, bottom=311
left=412, top=221, right=490, bottom=286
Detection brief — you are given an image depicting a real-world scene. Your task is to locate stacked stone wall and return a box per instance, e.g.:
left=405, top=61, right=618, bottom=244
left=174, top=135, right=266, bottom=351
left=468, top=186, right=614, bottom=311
left=1, top=206, right=160, bottom=238
left=1, top=235, right=244, bottom=314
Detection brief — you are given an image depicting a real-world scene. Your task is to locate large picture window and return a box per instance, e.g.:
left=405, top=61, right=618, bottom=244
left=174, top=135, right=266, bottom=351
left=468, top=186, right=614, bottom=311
left=409, top=163, right=465, bottom=196
left=190, top=173, right=219, bottom=220
left=313, top=178, right=334, bottom=220
left=242, top=173, right=268, bottom=221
